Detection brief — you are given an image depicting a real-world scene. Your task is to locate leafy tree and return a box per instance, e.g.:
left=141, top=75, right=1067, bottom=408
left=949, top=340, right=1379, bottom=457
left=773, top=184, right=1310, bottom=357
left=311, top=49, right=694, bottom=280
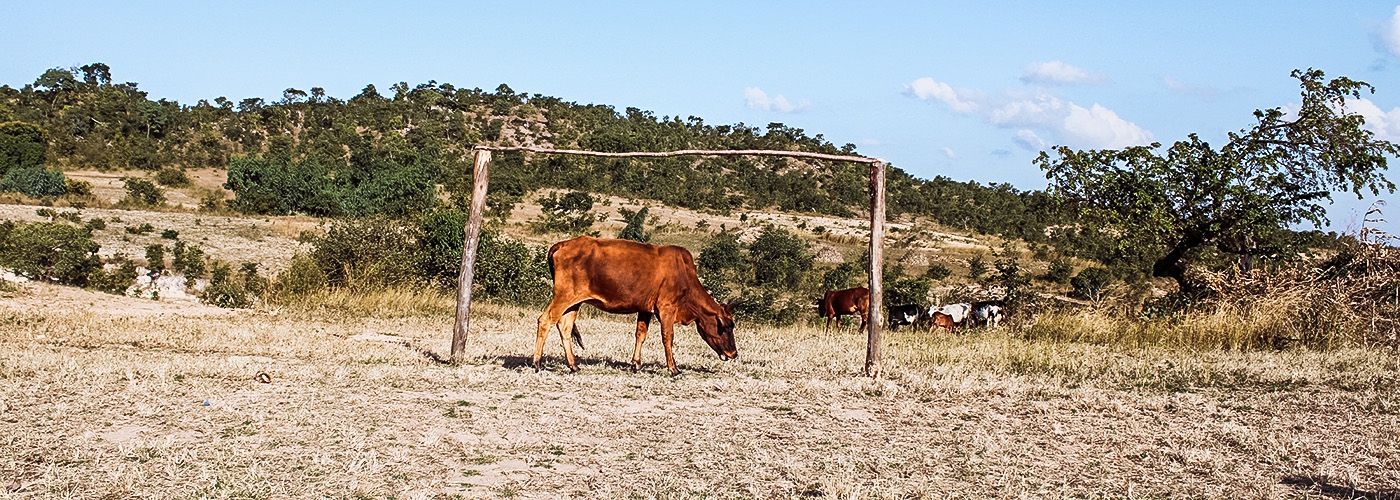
left=697, top=231, right=745, bottom=298
left=1038, top=69, right=1399, bottom=291
left=532, top=191, right=599, bottom=235
left=145, top=244, right=166, bottom=272
left=617, top=206, right=652, bottom=242
left=923, top=263, right=952, bottom=281
left=822, top=261, right=862, bottom=290
left=748, top=225, right=812, bottom=289
left=967, top=254, right=988, bottom=281
left=0, top=121, right=46, bottom=177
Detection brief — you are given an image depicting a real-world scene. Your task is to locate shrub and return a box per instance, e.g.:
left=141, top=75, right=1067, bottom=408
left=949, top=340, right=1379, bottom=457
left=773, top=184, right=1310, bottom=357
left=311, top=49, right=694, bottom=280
left=617, top=207, right=652, bottom=242
left=154, top=167, right=191, bottom=187
left=121, top=177, right=165, bottom=207
left=416, top=208, right=552, bottom=304
left=886, top=276, right=932, bottom=306
left=125, top=223, right=154, bottom=235
left=1045, top=257, right=1074, bottom=284
left=821, top=262, right=861, bottom=291
left=161, top=229, right=179, bottom=239
left=748, top=225, right=812, bottom=289
left=1, top=166, right=67, bottom=198
left=309, top=216, right=422, bottom=289
left=85, top=218, right=106, bottom=231
left=179, top=245, right=207, bottom=288
left=199, top=190, right=226, bottom=213
left=203, top=261, right=249, bottom=308
left=145, top=244, right=166, bottom=272
left=698, top=232, right=746, bottom=299
left=0, top=121, right=47, bottom=177
left=275, top=254, right=327, bottom=298
left=923, top=263, right=952, bottom=281
left=968, top=254, right=989, bottom=280
left=0, top=221, right=101, bottom=286
left=64, top=178, right=93, bottom=197
left=88, top=254, right=137, bottom=294
left=532, top=191, right=599, bottom=236
left=1071, top=267, right=1115, bottom=303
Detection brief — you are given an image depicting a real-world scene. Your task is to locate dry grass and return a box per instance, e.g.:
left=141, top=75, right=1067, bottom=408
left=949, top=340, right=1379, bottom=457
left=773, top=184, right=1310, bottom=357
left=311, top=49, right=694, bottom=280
left=2, top=283, right=1398, bottom=499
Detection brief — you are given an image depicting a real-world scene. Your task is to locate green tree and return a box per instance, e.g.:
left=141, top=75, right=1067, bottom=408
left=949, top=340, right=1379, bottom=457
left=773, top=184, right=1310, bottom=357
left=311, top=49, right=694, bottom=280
left=533, top=191, right=599, bottom=236
left=748, top=225, right=812, bottom=289
left=121, top=177, right=165, bottom=207
left=1038, top=69, right=1399, bottom=291
left=0, top=121, right=47, bottom=177
left=617, top=206, right=652, bottom=242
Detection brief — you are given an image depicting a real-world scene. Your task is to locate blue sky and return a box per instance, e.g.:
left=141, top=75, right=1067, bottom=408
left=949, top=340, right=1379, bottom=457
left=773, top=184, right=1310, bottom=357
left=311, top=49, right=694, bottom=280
left=4, top=1, right=1400, bottom=233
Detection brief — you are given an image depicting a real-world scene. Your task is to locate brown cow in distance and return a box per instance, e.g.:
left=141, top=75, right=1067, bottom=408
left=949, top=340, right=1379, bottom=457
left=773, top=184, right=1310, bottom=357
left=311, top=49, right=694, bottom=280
left=814, top=287, right=869, bottom=333
left=536, top=236, right=737, bottom=376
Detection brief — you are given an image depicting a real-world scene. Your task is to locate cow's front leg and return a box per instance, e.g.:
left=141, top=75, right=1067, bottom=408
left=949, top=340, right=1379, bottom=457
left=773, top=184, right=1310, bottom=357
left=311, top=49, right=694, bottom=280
left=631, top=311, right=653, bottom=371
left=660, top=318, right=679, bottom=376
left=557, top=306, right=581, bottom=373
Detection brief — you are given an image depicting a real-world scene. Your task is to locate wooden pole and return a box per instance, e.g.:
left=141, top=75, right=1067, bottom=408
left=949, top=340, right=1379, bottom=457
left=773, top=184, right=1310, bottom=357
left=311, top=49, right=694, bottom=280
left=451, top=149, right=492, bottom=364
left=865, top=161, right=886, bottom=378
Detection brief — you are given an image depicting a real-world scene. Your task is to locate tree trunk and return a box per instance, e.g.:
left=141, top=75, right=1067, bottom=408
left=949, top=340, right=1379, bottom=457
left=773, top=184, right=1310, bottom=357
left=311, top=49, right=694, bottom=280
left=1152, top=234, right=1204, bottom=294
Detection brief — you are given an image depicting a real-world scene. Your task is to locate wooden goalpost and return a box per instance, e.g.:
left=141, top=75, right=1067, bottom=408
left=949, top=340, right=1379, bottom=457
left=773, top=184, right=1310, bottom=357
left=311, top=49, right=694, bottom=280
left=451, top=145, right=889, bottom=378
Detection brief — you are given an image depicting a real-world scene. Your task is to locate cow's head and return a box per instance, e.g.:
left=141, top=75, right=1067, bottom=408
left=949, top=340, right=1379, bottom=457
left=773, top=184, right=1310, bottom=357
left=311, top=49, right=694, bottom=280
left=698, top=302, right=738, bottom=360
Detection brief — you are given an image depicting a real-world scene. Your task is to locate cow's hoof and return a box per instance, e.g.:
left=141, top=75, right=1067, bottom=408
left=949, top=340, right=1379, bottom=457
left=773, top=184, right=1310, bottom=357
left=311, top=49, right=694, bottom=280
left=568, top=365, right=579, bottom=374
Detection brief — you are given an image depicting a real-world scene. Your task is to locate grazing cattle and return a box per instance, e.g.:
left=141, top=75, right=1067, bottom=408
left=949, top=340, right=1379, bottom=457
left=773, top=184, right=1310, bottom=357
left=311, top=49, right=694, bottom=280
left=814, top=287, right=870, bottom=333
left=887, top=303, right=924, bottom=331
left=969, top=300, right=1006, bottom=328
left=929, top=303, right=972, bottom=325
left=536, top=236, right=737, bottom=376
left=929, top=311, right=957, bottom=333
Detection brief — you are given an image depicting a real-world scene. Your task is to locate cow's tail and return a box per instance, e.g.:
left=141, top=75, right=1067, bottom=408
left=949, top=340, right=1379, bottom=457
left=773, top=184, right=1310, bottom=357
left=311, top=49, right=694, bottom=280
left=571, top=323, right=585, bottom=350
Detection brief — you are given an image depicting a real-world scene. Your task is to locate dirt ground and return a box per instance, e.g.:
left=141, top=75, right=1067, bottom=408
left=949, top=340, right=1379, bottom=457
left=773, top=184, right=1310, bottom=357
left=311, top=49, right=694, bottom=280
left=1, top=280, right=1397, bottom=499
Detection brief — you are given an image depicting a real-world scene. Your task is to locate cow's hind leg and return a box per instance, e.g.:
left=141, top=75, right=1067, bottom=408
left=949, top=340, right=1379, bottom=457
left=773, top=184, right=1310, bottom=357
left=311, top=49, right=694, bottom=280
left=534, top=298, right=574, bottom=372
left=557, top=305, right=582, bottom=373
left=631, top=311, right=653, bottom=371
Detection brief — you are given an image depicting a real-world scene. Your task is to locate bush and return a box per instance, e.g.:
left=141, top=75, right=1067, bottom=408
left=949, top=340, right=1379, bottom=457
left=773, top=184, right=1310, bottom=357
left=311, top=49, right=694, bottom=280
left=532, top=191, right=599, bottom=235
left=85, top=218, right=106, bottom=231
left=617, top=206, right=652, bottom=242
left=121, top=177, right=165, bottom=207
left=178, top=244, right=207, bottom=288
left=154, top=167, right=191, bottom=187
left=748, top=225, right=812, bottom=289
left=698, top=232, right=746, bottom=299
left=64, top=178, right=93, bottom=197
left=0, top=166, right=67, bottom=198
left=416, top=208, right=552, bottom=304
left=203, top=261, right=249, bottom=308
left=0, top=220, right=101, bottom=286
left=161, top=229, right=178, bottom=239
left=125, top=223, right=154, bottom=235
left=923, top=263, right=952, bottom=281
left=821, top=262, right=861, bottom=291
left=1045, top=257, right=1074, bottom=284
left=308, top=216, right=422, bottom=289
left=145, top=244, right=166, bottom=272
left=0, top=121, right=47, bottom=177
left=1071, top=267, right=1115, bottom=302
left=886, top=276, right=932, bottom=306
left=968, top=254, right=989, bottom=280
left=275, top=254, right=327, bottom=298
left=88, top=254, right=137, bottom=294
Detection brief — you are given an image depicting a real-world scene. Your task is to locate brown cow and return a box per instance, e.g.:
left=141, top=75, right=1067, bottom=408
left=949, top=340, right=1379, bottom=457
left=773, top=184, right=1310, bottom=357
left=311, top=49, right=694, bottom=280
left=929, top=311, right=957, bottom=334
left=814, top=287, right=869, bottom=333
left=536, top=236, right=737, bottom=376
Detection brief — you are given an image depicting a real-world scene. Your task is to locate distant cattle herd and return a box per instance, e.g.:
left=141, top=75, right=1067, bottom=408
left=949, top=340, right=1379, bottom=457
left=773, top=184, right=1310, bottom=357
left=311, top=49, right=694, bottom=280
left=531, top=237, right=1007, bottom=375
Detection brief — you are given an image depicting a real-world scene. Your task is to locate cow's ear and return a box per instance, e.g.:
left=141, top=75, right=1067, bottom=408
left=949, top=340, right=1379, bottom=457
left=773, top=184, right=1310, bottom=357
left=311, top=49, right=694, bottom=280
left=721, top=302, right=734, bottom=315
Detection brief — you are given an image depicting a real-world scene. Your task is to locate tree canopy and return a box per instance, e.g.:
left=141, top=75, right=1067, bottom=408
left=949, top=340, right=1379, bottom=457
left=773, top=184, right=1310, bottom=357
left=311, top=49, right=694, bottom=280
left=1037, top=69, right=1400, bottom=291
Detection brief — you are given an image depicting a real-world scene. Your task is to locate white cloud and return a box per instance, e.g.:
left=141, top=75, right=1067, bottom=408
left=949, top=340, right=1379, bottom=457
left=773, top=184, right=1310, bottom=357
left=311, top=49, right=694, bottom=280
left=1020, top=61, right=1109, bottom=86
left=1162, top=76, right=1222, bottom=100
left=906, top=75, right=1153, bottom=151
left=1385, top=6, right=1400, bottom=58
left=942, top=147, right=958, bottom=159
left=989, top=94, right=1151, bottom=149
left=1352, top=97, right=1400, bottom=142
left=744, top=87, right=810, bottom=113
left=903, top=77, right=981, bottom=114
left=1013, top=129, right=1048, bottom=151
left=1063, top=103, right=1154, bottom=149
